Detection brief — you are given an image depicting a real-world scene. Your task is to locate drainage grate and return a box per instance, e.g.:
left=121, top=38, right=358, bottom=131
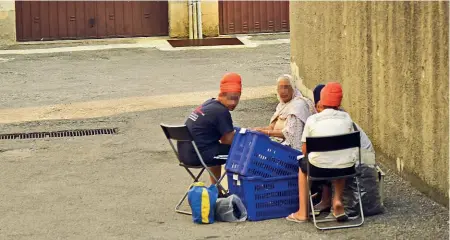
left=167, top=37, right=243, bottom=48
left=0, top=128, right=118, bottom=140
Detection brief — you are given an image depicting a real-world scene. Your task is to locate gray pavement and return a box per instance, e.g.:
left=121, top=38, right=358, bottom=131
left=0, top=38, right=448, bottom=239
left=0, top=44, right=289, bottom=109
left=0, top=98, right=448, bottom=240
left=248, top=33, right=290, bottom=41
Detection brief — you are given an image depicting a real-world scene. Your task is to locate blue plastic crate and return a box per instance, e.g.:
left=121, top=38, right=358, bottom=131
left=226, top=128, right=301, bottom=177
left=227, top=172, right=299, bottom=221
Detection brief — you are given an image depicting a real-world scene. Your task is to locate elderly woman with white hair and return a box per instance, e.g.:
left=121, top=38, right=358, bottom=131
left=252, top=74, right=316, bottom=151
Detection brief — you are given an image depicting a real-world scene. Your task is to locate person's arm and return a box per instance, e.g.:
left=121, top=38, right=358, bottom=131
left=254, top=120, right=282, bottom=137
left=220, top=131, right=235, bottom=145
left=260, top=128, right=284, bottom=138
left=252, top=121, right=276, bottom=132
left=301, top=118, right=311, bottom=154
left=217, top=110, right=235, bottom=145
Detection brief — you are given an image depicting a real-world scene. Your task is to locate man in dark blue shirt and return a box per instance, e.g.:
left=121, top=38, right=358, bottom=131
left=178, top=72, right=242, bottom=184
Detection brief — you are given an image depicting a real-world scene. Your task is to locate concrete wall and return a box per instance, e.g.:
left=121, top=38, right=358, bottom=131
left=0, top=0, right=15, bottom=46
left=201, top=1, right=219, bottom=37
left=169, top=1, right=190, bottom=38
left=290, top=1, right=449, bottom=206
left=169, top=0, right=219, bottom=38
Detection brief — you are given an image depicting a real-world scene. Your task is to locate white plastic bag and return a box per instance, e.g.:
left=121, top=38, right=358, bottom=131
left=215, top=194, right=247, bottom=222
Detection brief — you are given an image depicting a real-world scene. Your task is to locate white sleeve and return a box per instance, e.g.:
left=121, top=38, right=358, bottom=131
left=301, top=118, right=311, bottom=143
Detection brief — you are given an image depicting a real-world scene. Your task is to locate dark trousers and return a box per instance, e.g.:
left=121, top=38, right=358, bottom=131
left=178, top=142, right=230, bottom=166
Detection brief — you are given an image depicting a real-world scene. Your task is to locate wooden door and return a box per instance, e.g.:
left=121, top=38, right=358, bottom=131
left=219, top=0, right=290, bottom=35
left=15, top=1, right=169, bottom=41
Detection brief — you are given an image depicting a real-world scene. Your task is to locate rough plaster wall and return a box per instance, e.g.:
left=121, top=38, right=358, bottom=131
left=169, top=1, right=189, bottom=38
left=0, top=0, right=16, bottom=45
left=169, top=0, right=219, bottom=38
left=290, top=1, right=449, bottom=206
left=201, top=1, right=219, bottom=37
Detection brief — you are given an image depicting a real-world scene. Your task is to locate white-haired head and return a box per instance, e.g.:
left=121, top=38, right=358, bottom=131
left=276, top=74, right=302, bottom=103
left=276, top=74, right=295, bottom=86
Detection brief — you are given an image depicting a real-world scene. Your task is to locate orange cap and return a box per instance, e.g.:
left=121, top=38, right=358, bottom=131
left=220, top=73, right=242, bottom=93
left=320, top=82, right=343, bottom=107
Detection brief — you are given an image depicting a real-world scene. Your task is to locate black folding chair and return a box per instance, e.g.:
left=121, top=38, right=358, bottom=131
left=160, top=123, right=228, bottom=215
left=305, top=131, right=364, bottom=230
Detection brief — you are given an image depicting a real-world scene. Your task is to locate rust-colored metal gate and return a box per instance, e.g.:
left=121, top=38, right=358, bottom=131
left=15, top=1, right=168, bottom=41
left=219, top=1, right=290, bottom=35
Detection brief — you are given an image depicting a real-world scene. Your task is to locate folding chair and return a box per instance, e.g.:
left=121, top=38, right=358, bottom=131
left=305, top=131, right=364, bottom=230
left=160, top=123, right=229, bottom=215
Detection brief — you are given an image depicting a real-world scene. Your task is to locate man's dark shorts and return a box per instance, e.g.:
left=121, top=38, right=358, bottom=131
left=298, top=157, right=355, bottom=178
left=178, top=142, right=230, bottom=166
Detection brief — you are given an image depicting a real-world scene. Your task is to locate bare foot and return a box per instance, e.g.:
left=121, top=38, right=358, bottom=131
left=333, top=200, right=345, bottom=216
left=292, top=212, right=308, bottom=221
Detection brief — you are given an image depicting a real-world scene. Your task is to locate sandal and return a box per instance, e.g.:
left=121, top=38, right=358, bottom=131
left=311, top=204, right=331, bottom=216
left=313, top=204, right=331, bottom=213
left=333, top=212, right=349, bottom=222
left=285, top=213, right=307, bottom=223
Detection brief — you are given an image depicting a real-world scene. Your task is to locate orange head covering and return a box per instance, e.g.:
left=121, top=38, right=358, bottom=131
left=320, top=82, right=343, bottom=107
left=220, top=73, right=242, bottom=94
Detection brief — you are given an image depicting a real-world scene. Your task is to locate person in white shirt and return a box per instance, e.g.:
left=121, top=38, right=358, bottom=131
left=287, top=82, right=357, bottom=223
left=313, top=83, right=374, bottom=154
left=311, top=84, right=376, bottom=218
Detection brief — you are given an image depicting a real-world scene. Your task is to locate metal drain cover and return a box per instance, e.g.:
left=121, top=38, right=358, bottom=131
left=0, top=128, right=118, bottom=140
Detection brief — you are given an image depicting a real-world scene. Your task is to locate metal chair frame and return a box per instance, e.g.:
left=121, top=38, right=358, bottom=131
left=305, top=131, right=365, bottom=230
left=161, top=123, right=228, bottom=215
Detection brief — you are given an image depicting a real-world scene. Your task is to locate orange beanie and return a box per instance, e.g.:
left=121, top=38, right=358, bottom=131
left=220, top=73, right=242, bottom=93
left=320, top=82, right=343, bottom=107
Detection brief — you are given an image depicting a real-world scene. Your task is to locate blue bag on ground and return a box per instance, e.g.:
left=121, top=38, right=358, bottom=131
left=187, top=182, right=218, bottom=224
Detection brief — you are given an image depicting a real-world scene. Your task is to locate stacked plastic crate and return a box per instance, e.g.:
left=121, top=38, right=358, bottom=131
left=225, top=128, right=302, bottom=221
